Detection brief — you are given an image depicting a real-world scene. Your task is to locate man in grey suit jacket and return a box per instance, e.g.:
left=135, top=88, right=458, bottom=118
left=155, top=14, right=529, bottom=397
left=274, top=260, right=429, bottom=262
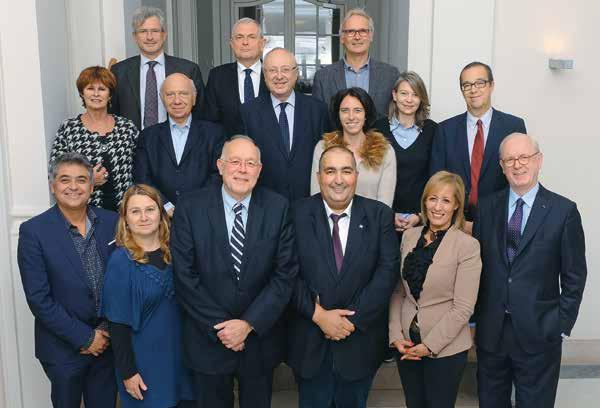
left=312, top=8, right=400, bottom=118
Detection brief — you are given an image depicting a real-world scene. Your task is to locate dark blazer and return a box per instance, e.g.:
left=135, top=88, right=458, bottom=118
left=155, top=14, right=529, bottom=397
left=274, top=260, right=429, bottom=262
left=171, top=184, right=298, bottom=375
left=288, top=194, right=400, bottom=381
left=17, top=205, right=118, bottom=364
left=202, top=62, right=269, bottom=136
left=429, top=109, right=526, bottom=218
left=110, top=54, right=206, bottom=130
left=312, top=59, right=400, bottom=118
left=241, top=92, right=329, bottom=202
left=132, top=118, right=225, bottom=206
left=473, top=185, right=587, bottom=354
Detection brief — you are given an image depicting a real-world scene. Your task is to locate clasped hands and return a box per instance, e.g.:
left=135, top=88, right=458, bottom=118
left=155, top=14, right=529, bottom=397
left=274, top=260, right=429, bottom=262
left=393, top=339, right=431, bottom=360
left=312, top=303, right=356, bottom=341
left=214, top=319, right=252, bottom=352
left=80, top=329, right=110, bottom=356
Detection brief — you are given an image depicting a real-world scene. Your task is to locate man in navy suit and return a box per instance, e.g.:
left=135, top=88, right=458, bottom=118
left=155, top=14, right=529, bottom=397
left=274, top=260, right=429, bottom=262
left=473, top=133, right=587, bottom=408
left=430, top=61, right=527, bottom=224
left=110, top=6, right=205, bottom=130
left=133, top=73, right=225, bottom=217
left=17, top=152, right=118, bottom=408
left=241, top=47, right=329, bottom=202
left=171, top=136, right=298, bottom=408
left=288, top=145, right=400, bottom=408
left=202, top=18, right=269, bottom=136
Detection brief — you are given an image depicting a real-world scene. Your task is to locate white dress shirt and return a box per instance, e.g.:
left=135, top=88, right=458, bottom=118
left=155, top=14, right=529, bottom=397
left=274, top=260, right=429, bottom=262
left=140, top=53, right=167, bottom=129
left=323, top=199, right=353, bottom=254
left=466, top=107, right=493, bottom=162
left=271, top=91, right=296, bottom=148
left=237, top=60, right=262, bottom=103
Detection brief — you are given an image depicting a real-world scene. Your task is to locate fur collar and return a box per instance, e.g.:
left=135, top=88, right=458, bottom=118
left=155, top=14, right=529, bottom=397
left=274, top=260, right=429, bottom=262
left=322, top=130, right=390, bottom=169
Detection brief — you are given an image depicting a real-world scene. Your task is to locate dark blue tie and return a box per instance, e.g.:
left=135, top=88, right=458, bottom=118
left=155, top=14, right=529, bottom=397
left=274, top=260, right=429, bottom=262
left=144, top=61, right=159, bottom=128
left=243, top=68, right=255, bottom=103
left=230, top=203, right=245, bottom=281
left=507, top=198, right=524, bottom=264
left=278, top=102, right=290, bottom=153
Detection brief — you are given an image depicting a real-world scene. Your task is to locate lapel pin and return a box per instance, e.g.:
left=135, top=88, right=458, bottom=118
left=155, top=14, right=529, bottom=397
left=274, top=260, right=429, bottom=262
left=359, top=224, right=363, bottom=229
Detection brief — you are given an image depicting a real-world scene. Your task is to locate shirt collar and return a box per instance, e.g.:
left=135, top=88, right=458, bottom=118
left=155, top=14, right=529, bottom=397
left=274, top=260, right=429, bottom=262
left=222, top=185, right=252, bottom=213
left=169, top=114, right=192, bottom=130
left=271, top=91, right=296, bottom=109
left=509, top=183, right=540, bottom=209
left=467, top=107, right=493, bottom=129
left=140, top=52, right=165, bottom=67
left=343, top=56, right=370, bottom=72
left=390, top=116, right=420, bottom=132
left=323, top=199, right=353, bottom=220
left=237, top=59, right=262, bottom=75
left=58, top=206, right=96, bottom=230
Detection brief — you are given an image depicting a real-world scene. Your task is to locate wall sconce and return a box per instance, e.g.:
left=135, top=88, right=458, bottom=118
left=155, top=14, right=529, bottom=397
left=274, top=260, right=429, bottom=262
left=548, top=59, right=574, bottom=70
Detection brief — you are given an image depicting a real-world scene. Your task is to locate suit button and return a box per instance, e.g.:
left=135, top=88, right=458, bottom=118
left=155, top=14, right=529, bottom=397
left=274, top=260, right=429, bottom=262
left=508, top=278, right=512, bottom=283
left=176, top=190, right=180, bottom=196
left=176, top=169, right=180, bottom=174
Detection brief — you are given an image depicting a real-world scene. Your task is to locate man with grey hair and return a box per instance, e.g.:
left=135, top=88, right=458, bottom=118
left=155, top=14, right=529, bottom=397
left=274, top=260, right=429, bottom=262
left=312, top=8, right=400, bottom=117
left=241, top=47, right=330, bottom=202
left=110, top=6, right=205, bottom=130
left=474, top=133, right=587, bottom=407
left=17, top=152, right=118, bottom=407
left=202, top=18, right=269, bottom=136
left=133, top=73, right=225, bottom=217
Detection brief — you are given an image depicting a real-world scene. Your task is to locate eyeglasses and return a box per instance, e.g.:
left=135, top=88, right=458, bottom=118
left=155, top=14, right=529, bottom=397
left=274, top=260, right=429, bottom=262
left=264, top=65, right=297, bottom=76
left=501, top=152, right=540, bottom=167
left=222, top=159, right=261, bottom=169
left=460, top=79, right=491, bottom=92
left=135, top=28, right=163, bottom=35
left=341, top=28, right=371, bottom=38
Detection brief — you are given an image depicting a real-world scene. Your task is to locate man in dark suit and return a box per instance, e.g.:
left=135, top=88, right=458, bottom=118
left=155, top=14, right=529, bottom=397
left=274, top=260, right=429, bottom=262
left=288, top=145, right=400, bottom=408
left=312, top=8, right=400, bottom=117
left=133, top=73, right=225, bottom=217
left=241, top=47, right=329, bottom=202
left=17, top=152, right=118, bottom=408
left=171, top=136, right=298, bottom=408
left=110, top=6, right=205, bottom=130
left=430, top=61, right=527, bottom=224
left=473, top=133, right=587, bottom=408
left=202, top=18, right=269, bottom=136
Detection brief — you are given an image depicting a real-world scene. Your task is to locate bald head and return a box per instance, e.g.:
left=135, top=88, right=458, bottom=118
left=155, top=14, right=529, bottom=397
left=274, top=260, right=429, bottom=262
left=160, top=73, right=196, bottom=124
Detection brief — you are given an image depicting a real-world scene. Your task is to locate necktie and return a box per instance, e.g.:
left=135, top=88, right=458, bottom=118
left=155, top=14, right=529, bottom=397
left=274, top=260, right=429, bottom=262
left=230, top=203, right=246, bottom=280
left=144, top=61, right=159, bottom=129
left=243, top=68, right=255, bottom=103
left=506, top=198, right=524, bottom=264
left=468, top=119, right=484, bottom=207
left=330, top=213, right=347, bottom=273
left=278, top=102, right=291, bottom=153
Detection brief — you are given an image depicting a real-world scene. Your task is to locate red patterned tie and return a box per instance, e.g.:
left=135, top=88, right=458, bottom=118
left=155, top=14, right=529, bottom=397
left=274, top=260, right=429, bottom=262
left=468, top=120, right=484, bottom=207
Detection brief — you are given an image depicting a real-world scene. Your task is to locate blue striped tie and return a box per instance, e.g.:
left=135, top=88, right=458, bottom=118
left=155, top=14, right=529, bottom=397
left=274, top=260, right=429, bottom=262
left=230, top=203, right=245, bottom=280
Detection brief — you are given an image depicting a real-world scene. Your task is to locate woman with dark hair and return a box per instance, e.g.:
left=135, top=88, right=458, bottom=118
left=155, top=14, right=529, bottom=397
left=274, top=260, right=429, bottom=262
left=101, top=184, right=193, bottom=407
left=50, top=66, right=138, bottom=211
left=374, top=71, right=438, bottom=232
left=310, top=87, right=396, bottom=207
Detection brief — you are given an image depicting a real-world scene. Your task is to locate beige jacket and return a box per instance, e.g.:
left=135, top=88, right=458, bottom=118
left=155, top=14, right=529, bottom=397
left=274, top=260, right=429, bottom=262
left=389, top=226, right=481, bottom=357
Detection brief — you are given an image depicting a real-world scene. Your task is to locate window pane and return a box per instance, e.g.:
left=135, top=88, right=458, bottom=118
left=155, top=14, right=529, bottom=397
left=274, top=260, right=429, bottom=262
left=295, top=35, right=317, bottom=65
left=319, top=7, right=341, bottom=35
left=263, top=35, right=285, bottom=56
left=296, top=0, right=317, bottom=35
left=318, top=36, right=341, bottom=65
left=262, top=0, right=285, bottom=35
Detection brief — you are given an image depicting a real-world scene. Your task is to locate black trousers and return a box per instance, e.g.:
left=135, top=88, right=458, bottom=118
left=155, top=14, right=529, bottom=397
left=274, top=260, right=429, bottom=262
left=396, top=350, right=468, bottom=408
left=192, top=369, right=274, bottom=408
left=477, top=314, right=561, bottom=408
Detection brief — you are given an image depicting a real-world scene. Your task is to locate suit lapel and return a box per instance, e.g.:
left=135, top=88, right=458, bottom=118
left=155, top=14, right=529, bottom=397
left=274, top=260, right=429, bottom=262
left=368, top=60, right=379, bottom=101
left=258, top=71, right=269, bottom=97
left=259, top=95, right=289, bottom=160
left=457, top=113, right=471, bottom=184
left=289, top=93, right=304, bottom=162
left=480, top=109, right=501, bottom=178
left=311, top=197, right=340, bottom=282
left=495, top=189, right=510, bottom=267
left=164, top=54, right=177, bottom=76
left=339, top=199, right=365, bottom=277
left=208, top=189, right=236, bottom=277
left=158, top=121, right=178, bottom=166
left=333, top=61, right=347, bottom=94
left=228, top=63, right=242, bottom=103
left=179, top=120, right=201, bottom=165
left=126, top=56, right=141, bottom=120
left=241, top=190, right=264, bottom=277
left=515, top=186, right=551, bottom=259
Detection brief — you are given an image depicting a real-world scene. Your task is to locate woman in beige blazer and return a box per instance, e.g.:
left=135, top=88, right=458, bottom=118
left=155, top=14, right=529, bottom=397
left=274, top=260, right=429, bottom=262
left=389, top=171, right=481, bottom=408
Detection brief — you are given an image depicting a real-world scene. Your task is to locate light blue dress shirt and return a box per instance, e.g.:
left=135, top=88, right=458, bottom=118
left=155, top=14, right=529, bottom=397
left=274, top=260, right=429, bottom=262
left=343, top=57, right=370, bottom=92
left=169, top=114, right=192, bottom=165
left=507, top=183, right=540, bottom=234
left=389, top=117, right=420, bottom=149
left=140, top=53, right=167, bottom=128
left=222, top=186, right=251, bottom=240
left=271, top=91, right=295, bottom=148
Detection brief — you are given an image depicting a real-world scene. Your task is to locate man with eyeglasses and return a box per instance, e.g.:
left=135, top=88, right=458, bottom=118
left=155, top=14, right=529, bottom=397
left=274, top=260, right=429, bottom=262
left=171, top=135, right=298, bottom=408
left=430, top=61, right=527, bottom=227
left=202, top=18, right=270, bottom=136
left=133, top=73, right=225, bottom=217
left=110, top=6, right=205, bottom=130
left=241, top=47, right=330, bottom=202
left=473, top=133, right=586, bottom=408
left=312, top=8, right=400, bottom=118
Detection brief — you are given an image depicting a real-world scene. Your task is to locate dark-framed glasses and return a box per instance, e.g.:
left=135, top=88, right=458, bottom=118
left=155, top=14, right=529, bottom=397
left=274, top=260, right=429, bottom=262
left=341, top=28, right=371, bottom=38
left=501, top=151, right=540, bottom=167
left=460, top=79, right=491, bottom=92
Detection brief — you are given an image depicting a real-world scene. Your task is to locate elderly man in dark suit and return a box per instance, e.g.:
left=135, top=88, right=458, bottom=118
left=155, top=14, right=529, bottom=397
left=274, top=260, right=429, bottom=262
left=312, top=8, right=400, bottom=117
left=17, top=152, right=118, bottom=408
left=241, top=47, right=329, bottom=202
left=473, top=133, right=587, bottom=408
left=133, top=72, right=225, bottom=217
left=171, top=136, right=298, bottom=408
left=202, top=18, right=269, bottom=136
left=288, top=145, right=400, bottom=408
left=430, top=61, right=527, bottom=226
left=110, top=6, right=205, bottom=130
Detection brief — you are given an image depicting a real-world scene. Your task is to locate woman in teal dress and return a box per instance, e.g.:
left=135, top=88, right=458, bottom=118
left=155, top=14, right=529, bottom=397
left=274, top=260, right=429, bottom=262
left=101, top=184, right=193, bottom=407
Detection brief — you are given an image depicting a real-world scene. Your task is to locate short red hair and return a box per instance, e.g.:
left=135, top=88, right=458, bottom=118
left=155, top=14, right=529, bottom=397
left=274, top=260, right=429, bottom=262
left=76, top=66, right=117, bottom=106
